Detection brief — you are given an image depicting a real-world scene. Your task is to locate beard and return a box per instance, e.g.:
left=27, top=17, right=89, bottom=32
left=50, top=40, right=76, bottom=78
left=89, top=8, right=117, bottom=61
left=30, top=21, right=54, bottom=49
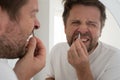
left=0, top=35, right=27, bottom=59
left=66, top=31, right=98, bottom=53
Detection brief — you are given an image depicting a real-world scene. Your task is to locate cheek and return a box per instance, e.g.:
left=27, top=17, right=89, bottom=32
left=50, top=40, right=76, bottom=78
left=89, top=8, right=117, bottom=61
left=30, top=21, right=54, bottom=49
left=21, top=20, right=34, bottom=35
left=20, top=16, right=34, bottom=31
left=90, top=29, right=101, bottom=39
left=65, top=27, right=76, bottom=36
left=65, top=29, right=73, bottom=41
left=96, top=29, right=101, bottom=37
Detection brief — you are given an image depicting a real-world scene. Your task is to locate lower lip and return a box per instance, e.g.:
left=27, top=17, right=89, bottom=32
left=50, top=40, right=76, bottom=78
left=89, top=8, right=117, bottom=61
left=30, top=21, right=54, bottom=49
left=82, top=40, right=90, bottom=45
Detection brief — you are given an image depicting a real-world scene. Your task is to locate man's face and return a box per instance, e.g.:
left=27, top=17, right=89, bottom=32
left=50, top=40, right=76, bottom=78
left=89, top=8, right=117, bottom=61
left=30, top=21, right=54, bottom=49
left=0, top=0, right=39, bottom=58
left=65, top=5, right=102, bottom=53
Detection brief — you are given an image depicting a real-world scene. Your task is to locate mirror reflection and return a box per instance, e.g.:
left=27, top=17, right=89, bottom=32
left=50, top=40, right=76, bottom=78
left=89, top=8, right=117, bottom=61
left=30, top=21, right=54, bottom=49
left=54, top=0, right=120, bottom=49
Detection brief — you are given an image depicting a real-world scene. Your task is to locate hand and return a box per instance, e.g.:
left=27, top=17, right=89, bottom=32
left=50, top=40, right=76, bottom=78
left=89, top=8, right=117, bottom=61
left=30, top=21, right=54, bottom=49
left=14, top=37, right=46, bottom=80
left=67, top=39, right=93, bottom=80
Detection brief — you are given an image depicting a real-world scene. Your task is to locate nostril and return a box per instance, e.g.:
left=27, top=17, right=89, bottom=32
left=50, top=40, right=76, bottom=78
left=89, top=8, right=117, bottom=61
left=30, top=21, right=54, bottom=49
left=34, top=25, right=40, bottom=29
left=34, top=19, right=40, bottom=29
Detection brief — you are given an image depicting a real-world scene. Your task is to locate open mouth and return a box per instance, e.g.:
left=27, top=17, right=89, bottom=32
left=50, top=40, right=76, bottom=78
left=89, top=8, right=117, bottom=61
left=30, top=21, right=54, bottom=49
left=81, top=38, right=90, bottom=43
left=73, top=35, right=90, bottom=43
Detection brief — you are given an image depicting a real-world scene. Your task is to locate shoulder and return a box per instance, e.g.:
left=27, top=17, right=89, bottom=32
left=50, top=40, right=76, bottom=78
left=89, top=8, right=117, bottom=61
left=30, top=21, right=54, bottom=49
left=100, top=42, right=120, bottom=63
left=100, top=41, right=120, bottom=53
left=53, top=42, right=69, bottom=48
left=51, top=42, right=69, bottom=52
left=49, top=42, right=69, bottom=58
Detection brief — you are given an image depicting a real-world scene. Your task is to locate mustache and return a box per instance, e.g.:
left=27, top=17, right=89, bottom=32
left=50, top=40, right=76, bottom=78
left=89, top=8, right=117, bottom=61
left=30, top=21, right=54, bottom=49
left=71, top=31, right=91, bottom=42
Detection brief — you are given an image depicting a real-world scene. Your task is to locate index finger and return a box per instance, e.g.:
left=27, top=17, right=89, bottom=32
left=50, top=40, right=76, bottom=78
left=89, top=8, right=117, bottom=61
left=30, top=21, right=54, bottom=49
left=79, top=40, right=88, bottom=56
left=34, top=37, right=46, bottom=59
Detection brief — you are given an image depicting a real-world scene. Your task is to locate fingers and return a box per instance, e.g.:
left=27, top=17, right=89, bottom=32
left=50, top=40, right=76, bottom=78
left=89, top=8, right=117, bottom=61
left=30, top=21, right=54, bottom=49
left=79, top=40, right=88, bottom=56
left=68, top=38, right=88, bottom=59
left=15, top=37, right=46, bottom=79
left=68, top=39, right=90, bottom=71
left=75, top=39, right=88, bottom=57
left=34, top=37, right=46, bottom=59
left=74, top=39, right=83, bottom=57
left=33, top=37, right=46, bottom=69
left=68, top=43, right=79, bottom=63
left=25, top=37, right=46, bottom=60
left=25, top=37, right=36, bottom=57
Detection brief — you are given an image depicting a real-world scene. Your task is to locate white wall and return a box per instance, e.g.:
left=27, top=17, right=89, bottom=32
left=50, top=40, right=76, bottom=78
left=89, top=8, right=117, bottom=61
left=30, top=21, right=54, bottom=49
left=100, top=10, right=120, bottom=48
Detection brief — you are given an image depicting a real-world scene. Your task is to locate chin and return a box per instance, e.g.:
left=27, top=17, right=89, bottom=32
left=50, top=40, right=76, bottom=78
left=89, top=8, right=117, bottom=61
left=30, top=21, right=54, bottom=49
left=18, top=48, right=26, bottom=58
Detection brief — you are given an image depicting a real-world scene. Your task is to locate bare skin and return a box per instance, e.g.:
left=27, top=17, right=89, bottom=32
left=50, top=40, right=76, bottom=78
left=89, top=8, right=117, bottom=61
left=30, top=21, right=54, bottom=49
left=0, top=0, right=46, bottom=79
left=68, top=39, right=93, bottom=80
left=65, top=5, right=101, bottom=80
left=14, top=37, right=46, bottom=80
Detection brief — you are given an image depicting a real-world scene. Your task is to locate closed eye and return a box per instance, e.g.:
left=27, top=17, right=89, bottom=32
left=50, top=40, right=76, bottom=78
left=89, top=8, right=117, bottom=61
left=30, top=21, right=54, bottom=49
left=87, top=21, right=98, bottom=27
left=31, top=9, right=38, bottom=18
left=71, top=20, right=81, bottom=26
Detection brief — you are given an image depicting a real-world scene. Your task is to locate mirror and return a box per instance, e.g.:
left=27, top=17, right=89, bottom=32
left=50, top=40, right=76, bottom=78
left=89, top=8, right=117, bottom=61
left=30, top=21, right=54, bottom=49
left=99, top=0, right=120, bottom=27
left=53, top=0, right=120, bottom=49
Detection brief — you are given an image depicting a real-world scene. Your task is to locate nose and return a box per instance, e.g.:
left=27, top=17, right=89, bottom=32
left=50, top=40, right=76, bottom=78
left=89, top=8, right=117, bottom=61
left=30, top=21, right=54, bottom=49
left=34, top=19, right=40, bottom=29
left=77, top=24, right=89, bottom=34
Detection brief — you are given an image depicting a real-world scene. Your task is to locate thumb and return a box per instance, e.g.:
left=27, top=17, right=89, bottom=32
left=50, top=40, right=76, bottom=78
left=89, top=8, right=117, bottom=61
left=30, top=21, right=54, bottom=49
left=25, top=37, right=36, bottom=57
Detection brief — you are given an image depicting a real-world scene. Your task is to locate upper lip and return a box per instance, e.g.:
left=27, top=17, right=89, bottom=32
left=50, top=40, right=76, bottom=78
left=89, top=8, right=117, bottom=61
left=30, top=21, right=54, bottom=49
left=81, top=38, right=89, bottom=42
left=73, top=35, right=90, bottom=42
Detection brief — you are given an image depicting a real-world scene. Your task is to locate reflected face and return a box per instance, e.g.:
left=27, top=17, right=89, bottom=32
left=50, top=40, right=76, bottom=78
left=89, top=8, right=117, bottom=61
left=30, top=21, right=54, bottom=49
left=65, top=5, right=102, bottom=52
left=0, top=0, right=40, bottom=58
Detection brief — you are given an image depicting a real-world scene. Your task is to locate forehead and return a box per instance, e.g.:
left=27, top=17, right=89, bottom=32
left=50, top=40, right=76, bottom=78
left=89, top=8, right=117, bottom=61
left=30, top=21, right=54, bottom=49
left=20, top=0, right=38, bottom=11
left=69, top=5, right=101, bottom=20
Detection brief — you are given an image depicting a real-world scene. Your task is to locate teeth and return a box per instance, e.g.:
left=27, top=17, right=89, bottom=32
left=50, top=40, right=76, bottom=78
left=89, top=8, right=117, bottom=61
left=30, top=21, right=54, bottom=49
left=81, top=39, right=88, bottom=42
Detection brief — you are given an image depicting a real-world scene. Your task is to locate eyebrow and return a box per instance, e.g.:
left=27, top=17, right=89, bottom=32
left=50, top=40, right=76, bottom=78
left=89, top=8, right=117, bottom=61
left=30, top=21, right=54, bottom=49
left=86, top=20, right=98, bottom=25
left=70, top=19, right=99, bottom=25
left=71, top=19, right=81, bottom=22
left=31, top=9, right=39, bottom=13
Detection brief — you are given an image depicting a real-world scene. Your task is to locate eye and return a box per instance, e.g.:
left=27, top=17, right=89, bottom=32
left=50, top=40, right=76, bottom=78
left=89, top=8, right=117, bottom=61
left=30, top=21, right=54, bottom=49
left=89, top=23, right=96, bottom=27
left=71, top=21, right=81, bottom=26
left=87, top=21, right=97, bottom=28
left=31, top=9, right=38, bottom=18
left=31, top=11, right=38, bottom=18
